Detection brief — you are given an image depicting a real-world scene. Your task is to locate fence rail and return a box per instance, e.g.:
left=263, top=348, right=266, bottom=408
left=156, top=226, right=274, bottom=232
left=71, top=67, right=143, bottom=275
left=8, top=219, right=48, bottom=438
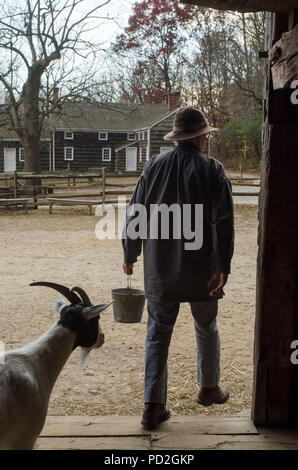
left=0, top=169, right=260, bottom=210
left=0, top=168, right=106, bottom=204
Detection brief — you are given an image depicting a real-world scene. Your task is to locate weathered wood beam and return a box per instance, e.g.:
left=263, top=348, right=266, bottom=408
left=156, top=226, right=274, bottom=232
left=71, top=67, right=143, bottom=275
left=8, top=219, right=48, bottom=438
left=252, top=123, right=298, bottom=425
left=268, top=89, right=298, bottom=124
left=181, top=0, right=298, bottom=13
left=252, top=12, right=298, bottom=426
left=35, top=416, right=298, bottom=450
left=288, top=8, right=298, bottom=29
left=272, top=13, right=291, bottom=44
left=269, top=25, right=298, bottom=89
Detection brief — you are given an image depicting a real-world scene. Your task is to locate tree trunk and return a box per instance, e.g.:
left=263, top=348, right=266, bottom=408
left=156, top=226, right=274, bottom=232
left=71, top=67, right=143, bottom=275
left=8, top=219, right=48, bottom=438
left=21, top=134, right=41, bottom=199
left=21, top=65, right=43, bottom=175
left=23, top=134, right=41, bottom=174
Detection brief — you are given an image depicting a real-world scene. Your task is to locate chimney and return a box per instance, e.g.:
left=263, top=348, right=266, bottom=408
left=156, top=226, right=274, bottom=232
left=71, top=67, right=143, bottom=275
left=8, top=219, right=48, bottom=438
left=168, top=91, right=181, bottom=111
left=53, top=87, right=59, bottom=102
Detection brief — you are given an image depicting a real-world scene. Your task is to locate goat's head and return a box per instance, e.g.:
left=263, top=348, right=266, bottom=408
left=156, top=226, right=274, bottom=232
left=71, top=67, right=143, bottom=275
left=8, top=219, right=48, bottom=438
left=30, top=282, right=113, bottom=368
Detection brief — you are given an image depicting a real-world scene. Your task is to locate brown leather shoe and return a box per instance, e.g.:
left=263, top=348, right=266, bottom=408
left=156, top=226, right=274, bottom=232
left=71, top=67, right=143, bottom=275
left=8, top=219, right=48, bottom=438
left=141, top=403, right=171, bottom=429
left=197, top=385, right=230, bottom=406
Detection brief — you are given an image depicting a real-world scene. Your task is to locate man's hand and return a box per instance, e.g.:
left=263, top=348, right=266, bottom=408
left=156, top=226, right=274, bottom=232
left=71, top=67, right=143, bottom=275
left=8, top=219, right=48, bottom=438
left=123, top=262, right=134, bottom=275
left=207, top=272, right=228, bottom=297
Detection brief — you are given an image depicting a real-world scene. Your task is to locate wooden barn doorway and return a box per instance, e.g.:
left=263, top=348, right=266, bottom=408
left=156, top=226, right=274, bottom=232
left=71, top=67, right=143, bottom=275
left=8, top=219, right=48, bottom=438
left=182, top=1, right=298, bottom=427
left=32, top=3, right=298, bottom=450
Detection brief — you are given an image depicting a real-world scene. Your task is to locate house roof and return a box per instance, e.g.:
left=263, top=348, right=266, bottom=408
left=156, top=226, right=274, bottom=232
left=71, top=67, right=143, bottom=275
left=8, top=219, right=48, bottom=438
left=115, top=140, right=140, bottom=152
left=53, top=101, right=176, bottom=132
left=0, top=101, right=177, bottom=140
left=0, top=107, right=53, bottom=140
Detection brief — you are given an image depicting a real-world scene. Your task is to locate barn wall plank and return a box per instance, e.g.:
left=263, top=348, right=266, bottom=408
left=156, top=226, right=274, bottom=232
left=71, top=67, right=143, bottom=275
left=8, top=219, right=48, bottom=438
left=41, top=416, right=257, bottom=437
left=152, top=433, right=298, bottom=450
left=35, top=436, right=150, bottom=450
left=252, top=11, right=298, bottom=426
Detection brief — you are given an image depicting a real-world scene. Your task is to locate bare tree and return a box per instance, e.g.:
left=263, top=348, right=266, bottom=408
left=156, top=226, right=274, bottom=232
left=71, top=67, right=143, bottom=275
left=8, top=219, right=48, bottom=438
left=183, top=7, right=265, bottom=164
left=111, top=0, right=193, bottom=104
left=0, top=0, right=111, bottom=173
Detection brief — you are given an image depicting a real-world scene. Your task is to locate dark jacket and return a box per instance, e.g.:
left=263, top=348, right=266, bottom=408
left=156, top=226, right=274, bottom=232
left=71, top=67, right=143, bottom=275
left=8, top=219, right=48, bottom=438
left=122, top=141, right=234, bottom=302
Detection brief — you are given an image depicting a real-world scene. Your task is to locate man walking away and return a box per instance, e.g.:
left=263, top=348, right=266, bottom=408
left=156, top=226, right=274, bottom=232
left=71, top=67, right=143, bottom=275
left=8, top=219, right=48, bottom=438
left=122, top=106, right=234, bottom=430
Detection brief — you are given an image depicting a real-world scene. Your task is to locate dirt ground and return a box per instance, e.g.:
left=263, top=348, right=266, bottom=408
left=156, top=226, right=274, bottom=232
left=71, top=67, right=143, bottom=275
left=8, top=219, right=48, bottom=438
left=0, top=203, right=258, bottom=417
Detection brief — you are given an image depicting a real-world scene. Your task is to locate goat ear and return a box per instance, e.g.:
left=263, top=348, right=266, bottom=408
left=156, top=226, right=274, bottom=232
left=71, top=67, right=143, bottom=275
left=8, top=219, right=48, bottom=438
left=55, top=298, right=68, bottom=314
left=83, top=301, right=113, bottom=320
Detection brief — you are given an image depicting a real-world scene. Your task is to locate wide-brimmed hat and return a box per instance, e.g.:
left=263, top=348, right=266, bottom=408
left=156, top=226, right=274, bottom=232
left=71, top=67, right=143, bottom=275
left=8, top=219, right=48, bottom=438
left=164, top=106, right=219, bottom=141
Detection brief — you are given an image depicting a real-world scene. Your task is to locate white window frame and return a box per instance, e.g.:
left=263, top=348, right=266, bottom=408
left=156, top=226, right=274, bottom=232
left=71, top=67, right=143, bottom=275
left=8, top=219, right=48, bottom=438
left=102, top=147, right=111, bottom=162
left=19, top=147, right=24, bottom=162
left=64, top=146, right=74, bottom=161
left=64, top=131, right=74, bottom=140
left=99, top=132, right=108, bottom=141
left=127, top=132, right=136, bottom=141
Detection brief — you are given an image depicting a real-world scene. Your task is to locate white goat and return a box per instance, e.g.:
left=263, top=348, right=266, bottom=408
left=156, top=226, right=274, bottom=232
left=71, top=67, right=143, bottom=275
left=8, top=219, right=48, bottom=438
left=0, top=282, right=113, bottom=450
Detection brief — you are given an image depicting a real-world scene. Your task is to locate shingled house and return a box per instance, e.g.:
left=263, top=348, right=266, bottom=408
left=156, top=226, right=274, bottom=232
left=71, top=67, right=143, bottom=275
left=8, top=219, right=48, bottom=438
left=0, top=93, right=180, bottom=175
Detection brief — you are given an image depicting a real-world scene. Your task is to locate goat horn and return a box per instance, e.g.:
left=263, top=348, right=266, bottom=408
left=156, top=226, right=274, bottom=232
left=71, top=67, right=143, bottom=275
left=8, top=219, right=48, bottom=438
left=30, top=282, right=82, bottom=304
left=70, top=286, right=92, bottom=306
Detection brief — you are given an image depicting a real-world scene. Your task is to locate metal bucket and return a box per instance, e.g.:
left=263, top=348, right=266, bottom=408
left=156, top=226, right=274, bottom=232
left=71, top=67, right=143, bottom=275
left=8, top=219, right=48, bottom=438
left=111, top=277, right=145, bottom=323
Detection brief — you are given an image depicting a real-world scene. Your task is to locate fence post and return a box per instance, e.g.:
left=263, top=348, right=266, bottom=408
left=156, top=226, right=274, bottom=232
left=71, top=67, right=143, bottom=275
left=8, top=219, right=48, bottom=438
left=13, top=170, right=17, bottom=198
left=67, top=163, right=70, bottom=187
left=102, top=167, right=106, bottom=205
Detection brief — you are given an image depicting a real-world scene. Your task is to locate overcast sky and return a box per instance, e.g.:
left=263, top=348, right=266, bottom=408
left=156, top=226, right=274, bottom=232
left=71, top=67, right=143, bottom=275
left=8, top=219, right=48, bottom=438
left=89, top=0, right=136, bottom=46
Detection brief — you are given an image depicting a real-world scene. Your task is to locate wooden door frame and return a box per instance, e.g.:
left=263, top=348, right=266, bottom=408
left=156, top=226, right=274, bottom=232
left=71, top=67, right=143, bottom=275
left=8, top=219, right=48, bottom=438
left=252, top=10, right=298, bottom=426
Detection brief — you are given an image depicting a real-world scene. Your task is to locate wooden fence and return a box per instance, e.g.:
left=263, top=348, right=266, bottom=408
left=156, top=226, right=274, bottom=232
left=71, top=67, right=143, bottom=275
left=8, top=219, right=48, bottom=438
left=0, top=170, right=260, bottom=212
left=0, top=168, right=107, bottom=204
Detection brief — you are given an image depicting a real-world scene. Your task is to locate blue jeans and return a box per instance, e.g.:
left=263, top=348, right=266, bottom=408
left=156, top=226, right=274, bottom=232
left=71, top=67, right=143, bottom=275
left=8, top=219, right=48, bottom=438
left=144, top=299, right=220, bottom=405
